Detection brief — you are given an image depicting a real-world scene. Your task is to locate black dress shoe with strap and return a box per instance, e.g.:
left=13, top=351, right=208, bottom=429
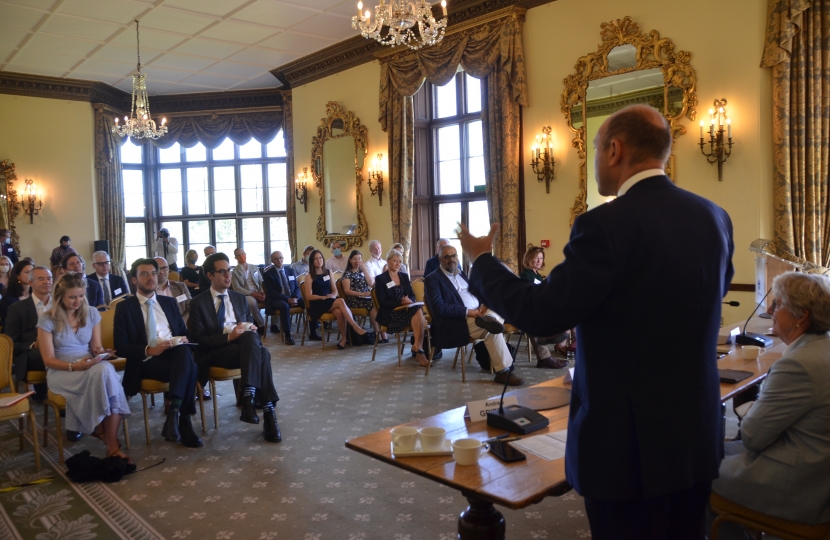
left=161, top=408, right=182, bottom=443
left=263, top=409, right=281, bottom=443
left=179, top=414, right=203, bottom=448
left=65, top=430, right=82, bottom=442
left=240, top=394, right=260, bottom=424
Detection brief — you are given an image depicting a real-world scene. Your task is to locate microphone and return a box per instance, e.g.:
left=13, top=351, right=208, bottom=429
left=722, top=301, right=740, bottom=306
left=734, top=287, right=774, bottom=347
left=486, top=363, right=550, bottom=435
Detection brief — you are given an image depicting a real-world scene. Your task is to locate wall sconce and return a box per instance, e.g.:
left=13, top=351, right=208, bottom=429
left=295, top=167, right=309, bottom=213
left=530, top=127, right=555, bottom=193
left=368, top=153, right=384, bottom=206
left=699, top=98, right=734, bottom=181
left=21, top=179, right=43, bottom=223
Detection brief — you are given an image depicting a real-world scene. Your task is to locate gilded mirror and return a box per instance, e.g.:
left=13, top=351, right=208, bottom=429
left=311, top=101, right=368, bottom=249
left=0, top=160, right=20, bottom=254
left=561, top=17, right=697, bottom=225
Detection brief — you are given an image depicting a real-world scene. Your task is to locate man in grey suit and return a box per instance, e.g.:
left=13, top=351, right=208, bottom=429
left=188, top=252, right=281, bottom=443
left=154, top=256, right=191, bottom=322
left=231, top=248, right=266, bottom=335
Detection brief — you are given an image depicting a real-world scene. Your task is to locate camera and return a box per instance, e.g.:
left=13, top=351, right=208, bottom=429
left=160, top=231, right=169, bottom=238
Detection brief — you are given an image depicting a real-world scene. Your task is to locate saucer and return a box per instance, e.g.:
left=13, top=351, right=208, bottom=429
left=391, top=439, right=453, bottom=458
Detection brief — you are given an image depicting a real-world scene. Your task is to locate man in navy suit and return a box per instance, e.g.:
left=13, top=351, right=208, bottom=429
left=114, top=258, right=202, bottom=448
left=262, top=251, right=303, bottom=345
left=61, top=252, right=104, bottom=307
left=88, top=251, right=127, bottom=305
left=459, top=105, right=734, bottom=539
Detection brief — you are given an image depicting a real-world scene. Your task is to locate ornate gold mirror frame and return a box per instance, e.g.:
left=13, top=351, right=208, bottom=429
left=0, top=160, right=21, bottom=255
left=560, top=16, right=698, bottom=225
left=311, top=101, right=369, bottom=249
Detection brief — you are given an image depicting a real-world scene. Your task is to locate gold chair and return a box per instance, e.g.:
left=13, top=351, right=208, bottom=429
left=208, top=367, right=241, bottom=429
left=17, top=370, right=46, bottom=395
left=299, top=278, right=338, bottom=349
left=710, top=492, right=830, bottom=540
left=109, top=295, right=130, bottom=308
left=503, top=324, right=532, bottom=363
left=370, top=288, right=431, bottom=367
left=0, top=334, right=40, bottom=470
left=139, top=379, right=206, bottom=444
left=168, top=270, right=181, bottom=282
left=99, top=307, right=127, bottom=372
left=336, top=277, right=369, bottom=344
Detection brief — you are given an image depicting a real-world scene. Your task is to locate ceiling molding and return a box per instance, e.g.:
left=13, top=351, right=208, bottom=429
left=0, top=71, right=130, bottom=110
left=151, top=88, right=283, bottom=115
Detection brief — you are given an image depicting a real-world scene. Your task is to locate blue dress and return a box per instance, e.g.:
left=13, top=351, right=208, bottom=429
left=39, top=309, right=131, bottom=434
left=308, top=273, right=336, bottom=320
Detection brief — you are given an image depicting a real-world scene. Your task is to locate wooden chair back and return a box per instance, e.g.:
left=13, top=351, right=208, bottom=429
left=100, top=306, right=116, bottom=350
left=0, top=334, right=12, bottom=391
left=168, top=271, right=181, bottom=282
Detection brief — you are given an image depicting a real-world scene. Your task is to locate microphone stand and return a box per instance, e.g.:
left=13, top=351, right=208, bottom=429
left=735, top=288, right=774, bottom=347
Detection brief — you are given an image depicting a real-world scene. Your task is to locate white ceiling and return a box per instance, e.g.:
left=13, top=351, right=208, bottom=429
left=0, top=0, right=366, bottom=95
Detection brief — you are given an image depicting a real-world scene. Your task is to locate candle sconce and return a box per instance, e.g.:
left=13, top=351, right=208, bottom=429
left=699, top=98, right=734, bottom=181
left=295, top=167, right=309, bottom=213
left=530, top=126, right=555, bottom=193
left=21, top=179, right=43, bottom=223
left=368, top=153, right=384, bottom=206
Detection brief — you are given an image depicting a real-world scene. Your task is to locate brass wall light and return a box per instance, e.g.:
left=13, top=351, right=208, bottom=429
left=21, top=179, right=43, bottom=223
left=530, top=127, right=555, bottom=193
left=295, top=167, right=310, bottom=213
left=699, top=98, right=734, bottom=181
left=368, top=153, right=384, bottom=206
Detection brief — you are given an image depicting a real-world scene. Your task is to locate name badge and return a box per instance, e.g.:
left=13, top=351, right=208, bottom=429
left=288, top=276, right=295, bottom=281
left=323, top=275, right=330, bottom=281
left=176, top=294, right=187, bottom=303
left=534, top=279, right=541, bottom=285
left=466, top=396, right=519, bottom=422
left=113, top=288, right=122, bottom=295
left=386, top=281, right=395, bottom=289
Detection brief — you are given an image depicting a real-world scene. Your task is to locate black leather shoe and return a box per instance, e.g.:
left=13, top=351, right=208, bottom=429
left=179, top=414, right=203, bottom=448
left=475, top=315, right=505, bottom=334
left=202, top=387, right=211, bottom=401
left=270, top=325, right=280, bottom=334
left=307, top=333, right=322, bottom=341
left=263, top=409, right=281, bottom=443
left=66, top=430, right=82, bottom=442
left=536, top=357, right=569, bottom=369
left=257, top=326, right=266, bottom=337
left=432, top=349, right=443, bottom=361
left=161, top=408, right=182, bottom=443
left=240, top=394, right=260, bottom=424
left=284, top=335, right=295, bottom=345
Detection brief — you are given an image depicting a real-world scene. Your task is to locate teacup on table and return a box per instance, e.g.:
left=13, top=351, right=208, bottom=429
left=742, top=345, right=765, bottom=360
left=452, top=438, right=489, bottom=466
left=418, top=427, right=446, bottom=452
left=391, top=426, right=418, bottom=452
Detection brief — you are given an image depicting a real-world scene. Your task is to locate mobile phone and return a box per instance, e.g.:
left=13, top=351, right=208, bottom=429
left=489, top=441, right=526, bottom=463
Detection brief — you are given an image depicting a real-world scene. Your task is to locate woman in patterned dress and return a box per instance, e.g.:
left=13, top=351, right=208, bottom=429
left=341, top=250, right=385, bottom=342
left=375, top=249, right=429, bottom=367
left=38, top=274, right=132, bottom=461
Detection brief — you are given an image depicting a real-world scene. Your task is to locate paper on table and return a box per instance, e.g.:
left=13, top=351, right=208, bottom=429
left=511, top=429, right=568, bottom=461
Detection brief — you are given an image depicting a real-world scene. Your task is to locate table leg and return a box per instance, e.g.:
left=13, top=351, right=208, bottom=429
left=458, top=494, right=505, bottom=540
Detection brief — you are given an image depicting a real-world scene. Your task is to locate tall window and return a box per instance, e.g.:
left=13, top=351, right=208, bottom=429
left=120, top=131, right=290, bottom=268
left=411, top=72, right=489, bottom=273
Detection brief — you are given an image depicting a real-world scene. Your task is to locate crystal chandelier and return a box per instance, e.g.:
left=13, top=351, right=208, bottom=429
left=352, top=0, right=448, bottom=50
left=113, top=20, right=167, bottom=140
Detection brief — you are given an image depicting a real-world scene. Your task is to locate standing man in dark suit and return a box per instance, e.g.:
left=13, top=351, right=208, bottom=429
left=114, top=258, right=202, bottom=448
left=262, top=251, right=303, bottom=345
left=89, top=251, right=127, bottom=305
left=0, top=229, right=17, bottom=265
left=459, top=105, right=734, bottom=539
left=423, top=238, right=449, bottom=277
left=61, top=252, right=104, bottom=307
left=188, top=252, right=281, bottom=443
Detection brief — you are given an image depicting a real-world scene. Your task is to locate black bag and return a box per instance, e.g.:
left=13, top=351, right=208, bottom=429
left=65, top=450, right=136, bottom=483
left=473, top=342, right=517, bottom=371
left=349, top=327, right=375, bottom=346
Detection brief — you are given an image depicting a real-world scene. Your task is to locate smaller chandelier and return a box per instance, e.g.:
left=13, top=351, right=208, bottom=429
left=113, top=20, right=167, bottom=140
left=352, top=0, right=448, bottom=50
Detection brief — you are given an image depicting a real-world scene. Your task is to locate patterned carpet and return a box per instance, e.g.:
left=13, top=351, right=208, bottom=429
left=1, top=330, right=741, bottom=540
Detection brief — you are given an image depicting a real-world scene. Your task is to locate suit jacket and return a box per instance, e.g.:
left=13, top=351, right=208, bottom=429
left=114, top=294, right=188, bottom=397
left=188, top=288, right=251, bottom=351
left=3, top=296, right=40, bottom=381
left=159, top=280, right=191, bottom=320
left=424, top=269, right=477, bottom=349
left=85, top=275, right=104, bottom=307
left=262, top=265, right=300, bottom=308
left=374, top=271, right=414, bottom=327
left=231, top=264, right=263, bottom=296
left=424, top=255, right=441, bottom=277
left=468, top=176, right=734, bottom=501
left=1, top=243, right=18, bottom=265
left=87, top=272, right=127, bottom=301
left=715, top=332, right=830, bottom=524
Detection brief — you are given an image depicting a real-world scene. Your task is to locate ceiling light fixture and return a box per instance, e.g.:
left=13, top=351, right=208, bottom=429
left=352, top=0, right=448, bottom=50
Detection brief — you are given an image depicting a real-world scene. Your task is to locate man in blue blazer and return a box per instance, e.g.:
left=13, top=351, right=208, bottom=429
left=423, top=238, right=449, bottom=277
left=61, top=252, right=104, bottom=307
left=114, top=258, right=202, bottom=448
left=88, top=251, right=128, bottom=304
left=460, top=105, right=734, bottom=539
left=262, top=250, right=304, bottom=345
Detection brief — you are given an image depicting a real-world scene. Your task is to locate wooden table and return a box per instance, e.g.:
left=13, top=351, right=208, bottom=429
left=346, top=316, right=786, bottom=540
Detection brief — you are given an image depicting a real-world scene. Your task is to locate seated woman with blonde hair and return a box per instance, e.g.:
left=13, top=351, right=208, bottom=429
left=38, top=274, right=132, bottom=461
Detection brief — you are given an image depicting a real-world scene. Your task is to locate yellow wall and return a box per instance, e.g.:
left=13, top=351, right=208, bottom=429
left=0, top=94, right=98, bottom=266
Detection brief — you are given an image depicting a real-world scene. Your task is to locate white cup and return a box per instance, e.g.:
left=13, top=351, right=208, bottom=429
left=243, top=322, right=256, bottom=331
left=171, top=336, right=183, bottom=346
left=452, top=438, right=490, bottom=466
left=391, top=426, right=419, bottom=452
left=418, top=427, right=447, bottom=452
left=742, top=345, right=765, bottom=360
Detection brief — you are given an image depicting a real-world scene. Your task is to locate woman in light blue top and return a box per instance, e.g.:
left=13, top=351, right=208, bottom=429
left=38, top=274, right=131, bottom=461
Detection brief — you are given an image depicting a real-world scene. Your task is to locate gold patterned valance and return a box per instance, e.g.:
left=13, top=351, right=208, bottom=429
left=146, top=109, right=284, bottom=150
left=761, top=0, right=813, bottom=67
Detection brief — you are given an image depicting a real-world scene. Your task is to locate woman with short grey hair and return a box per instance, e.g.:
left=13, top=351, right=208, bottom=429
left=711, top=272, right=830, bottom=537
left=375, top=249, right=428, bottom=367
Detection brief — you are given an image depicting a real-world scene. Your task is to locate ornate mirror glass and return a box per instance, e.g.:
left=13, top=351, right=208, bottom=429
left=561, top=17, right=697, bottom=225
left=311, top=102, right=368, bottom=249
left=0, top=160, right=20, bottom=253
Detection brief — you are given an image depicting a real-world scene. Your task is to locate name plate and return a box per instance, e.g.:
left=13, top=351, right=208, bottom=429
left=563, top=367, right=575, bottom=383
left=466, top=396, right=519, bottom=423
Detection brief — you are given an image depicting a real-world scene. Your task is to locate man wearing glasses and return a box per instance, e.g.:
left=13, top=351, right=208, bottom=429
left=89, top=251, right=127, bottom=305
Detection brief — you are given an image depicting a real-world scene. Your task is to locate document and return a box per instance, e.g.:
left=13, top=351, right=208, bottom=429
left=511, top=429, right=568, bottom=461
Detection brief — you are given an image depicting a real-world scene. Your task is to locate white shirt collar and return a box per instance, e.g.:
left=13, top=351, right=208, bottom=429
left=616, top=168, right=665, bottom=197
left=97, top=273, right=108, bottom=281
left=210, top=287, right=229, bottom=300
left=137, top=291, right=156, bottom=305
left=34, top=294, right=51, bottom=310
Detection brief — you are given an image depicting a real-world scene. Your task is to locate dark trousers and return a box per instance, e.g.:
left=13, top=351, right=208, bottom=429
left=141, top=346, right=199, bottom=416
left=583, top=481, right=712, bottom=540
left=269, top=298, right=305, bottom=334
left=15, top=349, right=46, bottom=396
left=197, top=332, right=279, bottom=404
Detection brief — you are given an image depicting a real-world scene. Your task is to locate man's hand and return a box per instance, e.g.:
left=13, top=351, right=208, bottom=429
left=228, top=324, right=247, bottom=342
left=457, top=222, right=499, bottom=261
left=288, top=298, right=298, bottom=306
left=252, top=291, right=266, bottom=302
left=147, top=341, right=172, bottom=356
left=466, top=307, right=486, bottom=318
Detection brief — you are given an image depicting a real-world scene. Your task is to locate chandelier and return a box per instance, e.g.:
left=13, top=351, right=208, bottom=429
left=113, top=20, right=167, bottom=140
left=352, top=0, right=448, bottom=50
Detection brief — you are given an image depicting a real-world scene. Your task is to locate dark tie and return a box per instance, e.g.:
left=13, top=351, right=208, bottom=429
left=216, top=294, right=226, bottom=328
left=101, top=277, right=111, bottom=304
left=279, top=269, right=289, bottom=295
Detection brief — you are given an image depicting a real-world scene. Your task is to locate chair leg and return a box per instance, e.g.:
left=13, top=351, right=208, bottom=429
left=42, top=403, right=48, bottom=448
left=123, top=418, right=130, bottom=450
left=150, top=394, right=155, bottom=408
left=18, top=417, right=24, bottom=451
left=196, top=383, right=206, bottom=433
left=452, top=348, right=460, bottom=369
left=301, top=319, right=307, bottom=346
left=28, top=409, right=41, bottom=471
left=423, top=330, right=432, bottom=375
left=371, top=332, right=380, bottom=362
left=211, top=379, right=219, bottom=429
left=141, top=392, right=152, bottom=445
left=53, top=406, right=64, bottom=465
left=461, top=346, right=467, bottom=382
left=395, top=333, right=403, bottom=367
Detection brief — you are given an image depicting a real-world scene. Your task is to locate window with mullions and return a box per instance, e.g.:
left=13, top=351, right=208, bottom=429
left=120, top=130, right=290, bottom=268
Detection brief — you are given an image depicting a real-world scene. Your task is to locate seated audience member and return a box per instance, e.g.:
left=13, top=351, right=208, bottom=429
left=38, top=274, right=132, bottom=461
left=180, top=249, right=202, bottom=297
left=364, top=241, right=384, bottom=279
left=61, top=253, right=104, bottom=307
left=89, top=251, right=127, bottom=305
left=341, top=250, right=385, bottom=341
left=198, top=245, right=216, bottom=293
left=382, top=243, right=409, bottom=275
left=231, top=248, right=266, bottom=336
left=325, top=241, right=348, bottom=273
left=188, top=253, right=281, bottom=442
left=4, top=266, right=53, bottom=400
left=519, top=246, right=568, bottom=369
left=50, top=236, right=76, bottom=268
left=375, top=249, right=429, bottom=367
left=262, top=251, right=303, bottom=345
left=425, top=245, right=523, bottom=386
left=0, top=259, right=33, bottom=327
left=302, top=249, right=367, bottom=349
left=424, top=238, right=450, bottom=277
left=114, top=259, right=201, bottom=448
left=0, top=255, right=12, bottom=297
left=291, top=245, right=314, bottom=276
left=711, top=272, right=830, bottom=537
left=154, top=256, right=191, bottom=322
left=0, top=229, right=18, bottom=265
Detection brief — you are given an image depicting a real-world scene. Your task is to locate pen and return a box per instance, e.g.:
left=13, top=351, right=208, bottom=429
left=483, top=434, right=510, bottom=443
left=500, top=437, right=522, bottom=443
